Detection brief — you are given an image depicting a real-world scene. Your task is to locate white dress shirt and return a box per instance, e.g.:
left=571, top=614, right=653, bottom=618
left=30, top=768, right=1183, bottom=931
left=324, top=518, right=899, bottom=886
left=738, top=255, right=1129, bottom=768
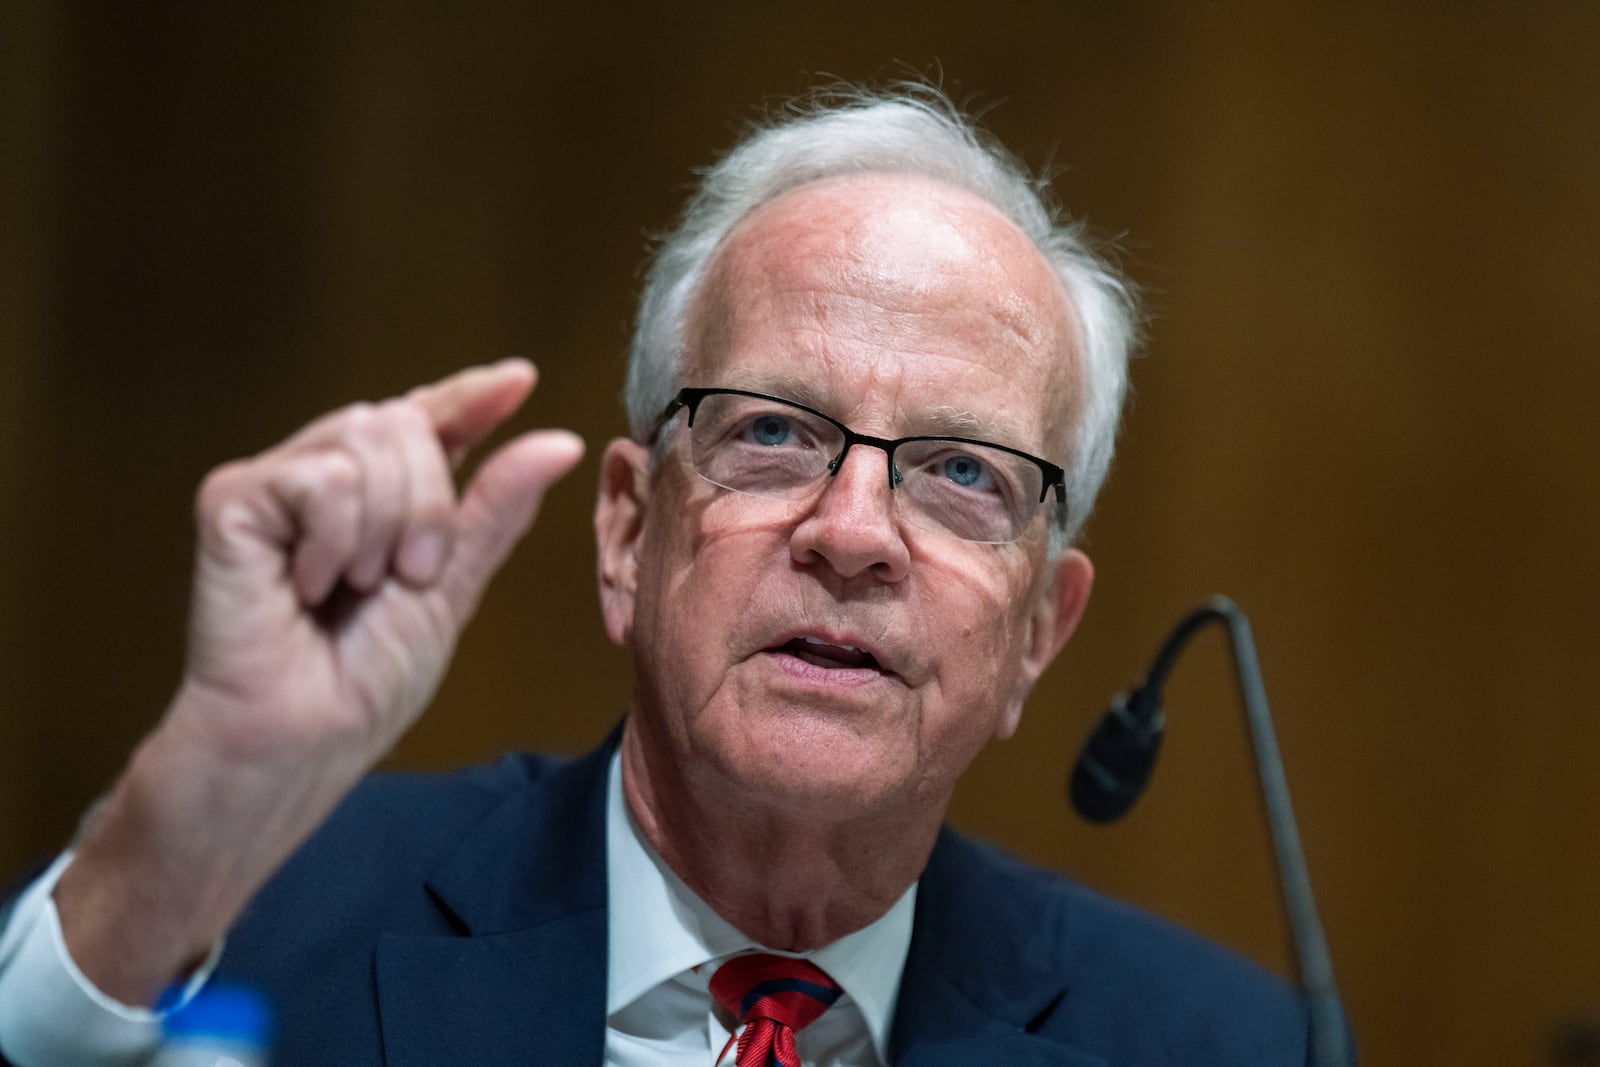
left=604, top=750, right=913, bottom=1067
left=0, top=852, right=219, bottom=1065
left=0, top=752, right=914, bottom=1066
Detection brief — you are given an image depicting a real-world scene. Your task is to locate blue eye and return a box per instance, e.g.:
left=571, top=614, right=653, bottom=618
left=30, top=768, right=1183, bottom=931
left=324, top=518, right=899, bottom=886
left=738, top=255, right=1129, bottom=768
left=941, top=454, right=992, bottom=489
left=750, top=414, right=792, bottom=446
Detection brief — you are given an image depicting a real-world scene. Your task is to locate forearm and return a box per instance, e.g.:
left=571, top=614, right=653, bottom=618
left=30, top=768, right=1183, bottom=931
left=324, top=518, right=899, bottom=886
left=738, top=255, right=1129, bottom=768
left=53, top=705, right=365, bottom=1008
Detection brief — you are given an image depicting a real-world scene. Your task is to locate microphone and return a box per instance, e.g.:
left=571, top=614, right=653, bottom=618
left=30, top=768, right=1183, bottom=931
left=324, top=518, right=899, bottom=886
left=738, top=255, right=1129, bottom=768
left=1069, top=596, right=1351, bottom=1067
left=1068, top=595, right=1225, bottom=821
left=1068, top=682, right=1164, bottom=823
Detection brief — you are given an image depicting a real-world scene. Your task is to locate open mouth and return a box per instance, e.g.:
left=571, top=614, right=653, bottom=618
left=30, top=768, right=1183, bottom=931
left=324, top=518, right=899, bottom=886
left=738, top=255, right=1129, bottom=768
left=775, top=635, right=882, bottom=672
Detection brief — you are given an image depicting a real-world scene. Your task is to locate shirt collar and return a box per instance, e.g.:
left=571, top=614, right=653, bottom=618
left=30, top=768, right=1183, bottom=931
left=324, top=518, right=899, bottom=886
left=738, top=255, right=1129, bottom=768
left=605, top=749, right=915, bottom=1065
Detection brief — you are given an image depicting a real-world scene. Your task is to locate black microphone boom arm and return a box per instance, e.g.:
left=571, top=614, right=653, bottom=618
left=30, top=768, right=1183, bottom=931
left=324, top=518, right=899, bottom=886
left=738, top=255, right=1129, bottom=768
left=1071, top=595, right=1351, bottom=1067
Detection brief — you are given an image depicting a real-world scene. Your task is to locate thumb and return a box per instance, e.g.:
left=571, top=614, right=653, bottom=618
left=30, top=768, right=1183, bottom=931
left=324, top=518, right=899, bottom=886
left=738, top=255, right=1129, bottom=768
left=440, top=428, right=586, bottom=619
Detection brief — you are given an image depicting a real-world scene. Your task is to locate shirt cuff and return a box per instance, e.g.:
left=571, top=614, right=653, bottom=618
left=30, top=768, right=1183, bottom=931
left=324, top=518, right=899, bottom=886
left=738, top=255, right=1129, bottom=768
left=0, top=852, right=225, bottom=1066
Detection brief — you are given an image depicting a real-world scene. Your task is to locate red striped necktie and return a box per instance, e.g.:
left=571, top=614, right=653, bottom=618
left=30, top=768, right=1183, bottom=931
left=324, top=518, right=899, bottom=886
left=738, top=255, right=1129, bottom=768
left=709, top=953, right=843, bottom=1067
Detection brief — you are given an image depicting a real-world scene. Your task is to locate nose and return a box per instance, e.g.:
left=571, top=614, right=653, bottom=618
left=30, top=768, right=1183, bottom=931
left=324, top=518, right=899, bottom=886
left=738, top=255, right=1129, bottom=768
left=788, top=443, right=911, bottom=582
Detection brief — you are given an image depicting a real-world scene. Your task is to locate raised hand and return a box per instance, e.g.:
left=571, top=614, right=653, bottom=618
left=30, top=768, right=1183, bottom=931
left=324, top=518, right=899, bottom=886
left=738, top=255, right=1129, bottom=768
left=176, top=358, right=581, bottom=766
left=53, top=360, right=584, bottom=1007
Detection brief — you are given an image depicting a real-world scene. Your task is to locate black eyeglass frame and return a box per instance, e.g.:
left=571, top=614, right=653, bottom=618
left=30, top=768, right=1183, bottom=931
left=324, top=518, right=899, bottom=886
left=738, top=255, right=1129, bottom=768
left=652, top=387, right=1068, bottom=512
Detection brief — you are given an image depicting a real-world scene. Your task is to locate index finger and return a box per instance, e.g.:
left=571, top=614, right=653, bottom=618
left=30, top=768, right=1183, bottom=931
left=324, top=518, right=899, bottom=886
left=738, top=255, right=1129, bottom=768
left=405, top=358, right=539, bottom=465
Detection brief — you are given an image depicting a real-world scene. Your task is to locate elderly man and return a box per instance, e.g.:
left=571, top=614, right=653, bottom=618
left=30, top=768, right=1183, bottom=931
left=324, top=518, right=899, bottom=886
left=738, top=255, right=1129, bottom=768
left=0, top=87, right=1309, bottom=1064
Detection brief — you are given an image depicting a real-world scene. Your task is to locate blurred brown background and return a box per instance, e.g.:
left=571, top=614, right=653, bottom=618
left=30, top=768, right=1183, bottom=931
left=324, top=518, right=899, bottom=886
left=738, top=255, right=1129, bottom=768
left=2, top=3, right=1597, bottom=1064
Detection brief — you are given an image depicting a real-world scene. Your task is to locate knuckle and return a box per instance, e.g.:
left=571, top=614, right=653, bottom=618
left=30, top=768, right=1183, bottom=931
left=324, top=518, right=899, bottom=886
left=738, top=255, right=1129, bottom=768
left=384, top=398, right=432, bottom=436
left=336, top=401, right=378, bottom=440
left=194, top=461, right=248, bottom=520
left=314, top=449, right=362, bottom=493
left=279, top=450, right=361, bottom=503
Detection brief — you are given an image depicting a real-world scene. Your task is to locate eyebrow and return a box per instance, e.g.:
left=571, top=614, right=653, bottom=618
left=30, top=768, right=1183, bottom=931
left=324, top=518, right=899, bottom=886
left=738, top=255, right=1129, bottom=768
left=914, top=403, right=988, bottom=438
left=730, top=372, right=833, bottom=415
left=721, top=371, right=1037, bottom=451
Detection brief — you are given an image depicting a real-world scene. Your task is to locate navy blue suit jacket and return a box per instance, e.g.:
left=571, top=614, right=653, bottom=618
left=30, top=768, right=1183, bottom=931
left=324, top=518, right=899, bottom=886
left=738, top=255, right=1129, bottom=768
left=195, top=730, right=1313, bottom=1066
left=0, top=731, right=1314, bottom=1065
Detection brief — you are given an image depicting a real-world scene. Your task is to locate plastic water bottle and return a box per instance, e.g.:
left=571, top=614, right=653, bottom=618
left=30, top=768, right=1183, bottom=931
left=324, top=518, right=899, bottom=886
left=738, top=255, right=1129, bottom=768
left=151, top=983, right=272, bottom=1067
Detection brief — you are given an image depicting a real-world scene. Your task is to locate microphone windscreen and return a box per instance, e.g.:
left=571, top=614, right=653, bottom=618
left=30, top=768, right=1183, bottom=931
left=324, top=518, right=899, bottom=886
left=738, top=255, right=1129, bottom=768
left=1069, top=689, right=1165, bottom=823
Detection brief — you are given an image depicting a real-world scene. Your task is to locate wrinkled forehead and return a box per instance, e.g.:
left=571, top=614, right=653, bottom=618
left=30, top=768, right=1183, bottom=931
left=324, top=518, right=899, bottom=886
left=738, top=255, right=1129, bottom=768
left=685, top=173, right=1080, bottom=447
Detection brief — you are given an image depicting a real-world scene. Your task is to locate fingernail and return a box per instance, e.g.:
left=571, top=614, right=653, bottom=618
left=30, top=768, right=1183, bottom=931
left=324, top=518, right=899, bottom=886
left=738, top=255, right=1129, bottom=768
left=402, top=531, right=444, bottom=583
left=550, top=429, right=586, bottom=458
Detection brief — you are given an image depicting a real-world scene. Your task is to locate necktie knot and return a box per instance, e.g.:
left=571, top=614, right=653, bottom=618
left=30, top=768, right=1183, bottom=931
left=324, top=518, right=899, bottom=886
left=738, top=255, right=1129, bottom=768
left=709, top=953, right=842, bottom=1067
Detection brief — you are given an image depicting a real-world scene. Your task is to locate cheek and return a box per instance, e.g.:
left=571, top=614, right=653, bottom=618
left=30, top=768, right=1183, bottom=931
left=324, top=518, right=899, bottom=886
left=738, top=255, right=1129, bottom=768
left=923, top=552, right=1032, bottom=656
left=632, top=493, right=797, bottom=709
left=630, top=482, right=714, bottom=710
left=916, top=551, right=1037, bottom=729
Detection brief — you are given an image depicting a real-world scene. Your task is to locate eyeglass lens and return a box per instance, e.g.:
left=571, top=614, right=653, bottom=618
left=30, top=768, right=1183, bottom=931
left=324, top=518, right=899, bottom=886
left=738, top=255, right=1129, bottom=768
left=684, top=392, right=1045, bottom=543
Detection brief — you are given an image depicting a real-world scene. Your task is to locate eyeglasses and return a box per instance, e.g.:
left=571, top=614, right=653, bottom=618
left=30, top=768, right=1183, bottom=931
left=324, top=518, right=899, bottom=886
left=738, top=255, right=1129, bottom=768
left=652, top=387, right=1067, bottom=544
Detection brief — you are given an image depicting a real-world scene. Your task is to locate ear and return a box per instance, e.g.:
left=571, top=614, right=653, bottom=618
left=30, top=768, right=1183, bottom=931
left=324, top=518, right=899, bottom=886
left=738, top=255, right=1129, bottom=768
left=594, top=438, right=651, bottom=647
left=995, top=548, right=1094, bottom=740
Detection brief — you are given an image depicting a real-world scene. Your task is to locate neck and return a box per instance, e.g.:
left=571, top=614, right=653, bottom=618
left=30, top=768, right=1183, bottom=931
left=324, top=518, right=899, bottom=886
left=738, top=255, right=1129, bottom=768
left=618, top=718, right=941, bottom=951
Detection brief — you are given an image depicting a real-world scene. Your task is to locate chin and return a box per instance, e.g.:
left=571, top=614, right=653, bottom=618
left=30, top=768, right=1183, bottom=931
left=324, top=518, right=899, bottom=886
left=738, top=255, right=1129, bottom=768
left=696, top=713, right=918, bottom=821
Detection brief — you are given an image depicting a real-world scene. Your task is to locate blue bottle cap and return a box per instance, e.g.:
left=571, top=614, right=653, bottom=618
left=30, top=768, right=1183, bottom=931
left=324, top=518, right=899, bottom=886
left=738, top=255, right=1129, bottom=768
left=163, top=983, right=273, bottom=1046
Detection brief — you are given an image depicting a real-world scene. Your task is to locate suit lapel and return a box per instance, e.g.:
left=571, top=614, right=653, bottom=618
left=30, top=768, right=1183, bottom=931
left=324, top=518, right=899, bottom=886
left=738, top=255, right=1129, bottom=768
left=375, top=739, right=615, bottom=1067
left=370, top=740, right=1104, bottom=1066
left=890, top=829, right=1107, bottom=1067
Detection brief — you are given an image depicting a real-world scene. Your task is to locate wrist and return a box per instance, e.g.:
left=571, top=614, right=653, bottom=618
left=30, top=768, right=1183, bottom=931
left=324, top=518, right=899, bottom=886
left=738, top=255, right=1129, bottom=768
left=53, top=723, right=282, bottom=1007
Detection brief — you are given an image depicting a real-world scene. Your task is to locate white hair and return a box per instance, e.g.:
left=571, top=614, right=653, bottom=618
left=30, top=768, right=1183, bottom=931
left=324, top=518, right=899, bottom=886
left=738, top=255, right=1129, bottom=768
left=625, top=83, right=1138, bottom=548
